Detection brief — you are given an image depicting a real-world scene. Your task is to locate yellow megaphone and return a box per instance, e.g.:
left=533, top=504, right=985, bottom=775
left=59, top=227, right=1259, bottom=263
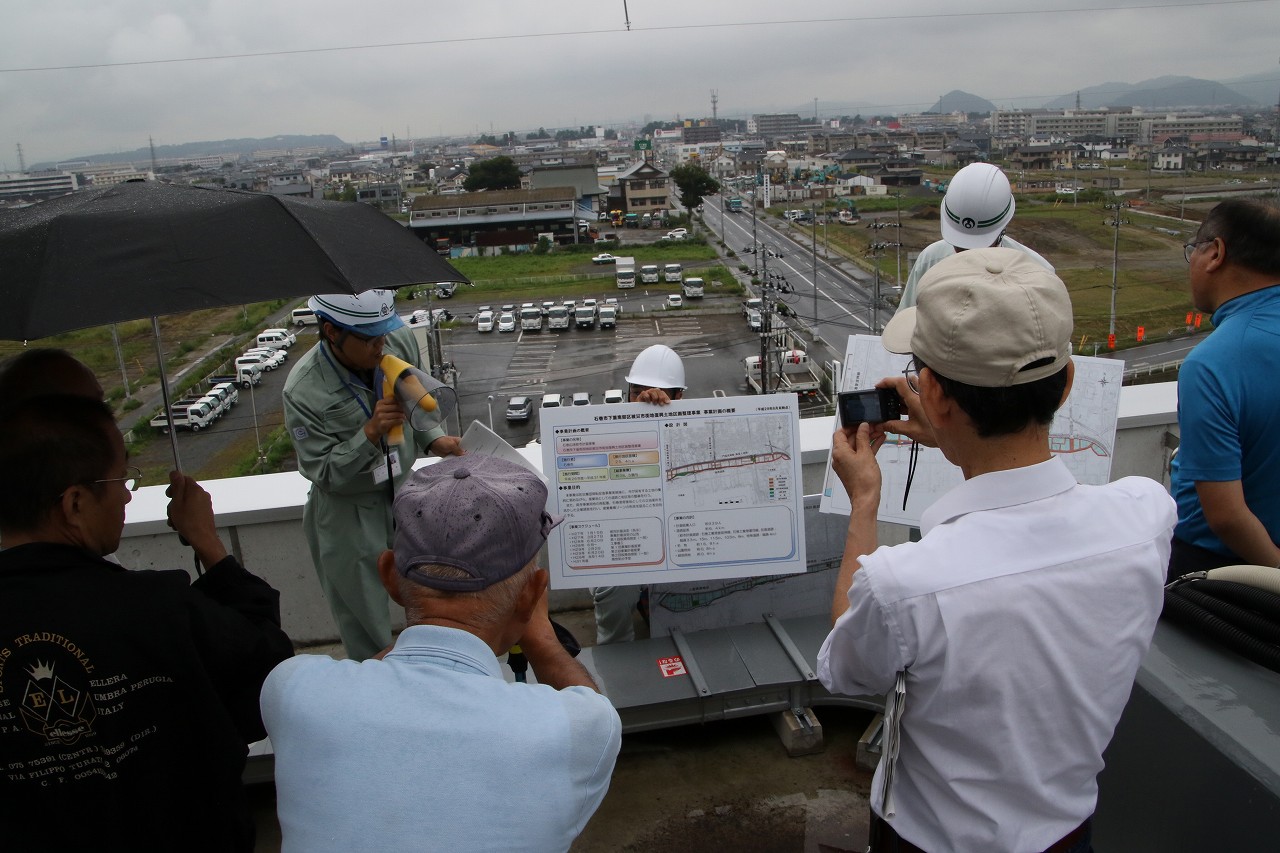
left=377, top=354, right=457, bottom=445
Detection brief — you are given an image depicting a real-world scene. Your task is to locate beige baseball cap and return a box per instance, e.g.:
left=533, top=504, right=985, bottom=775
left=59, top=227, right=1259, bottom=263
left=882, top=247, right=1073, bottom=387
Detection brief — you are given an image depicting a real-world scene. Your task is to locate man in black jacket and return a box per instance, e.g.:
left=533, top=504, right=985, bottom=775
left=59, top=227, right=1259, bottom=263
left=0, top=395, right=294, bottom=851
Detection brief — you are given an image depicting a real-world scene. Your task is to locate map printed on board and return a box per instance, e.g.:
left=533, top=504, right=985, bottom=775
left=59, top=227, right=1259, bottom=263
left=819, top=334, right=1124, bottom=525
left=540, top=394, right=807, bottom=589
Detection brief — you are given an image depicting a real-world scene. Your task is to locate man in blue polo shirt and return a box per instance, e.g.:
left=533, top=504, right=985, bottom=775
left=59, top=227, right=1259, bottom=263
left=1169, top=198, right=1280, bottom=577
left=262, top=456, right=621, bottom=853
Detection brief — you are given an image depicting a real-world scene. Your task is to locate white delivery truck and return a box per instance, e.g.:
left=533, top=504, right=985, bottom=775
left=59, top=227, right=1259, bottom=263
left=682, top=277, right=705, bottom=299
left=640, top=264, right=660, bottom=284
left=664, top=263, right=683, bottom=283
left=547, top=305, right=571, bottom=330
left=598, top=305, right=618, bottom=328
left=615, top=257, right=636, bottom=288
left=520, top=306, right=543, bottom=332
left=574, top=303, right=597, bottom=329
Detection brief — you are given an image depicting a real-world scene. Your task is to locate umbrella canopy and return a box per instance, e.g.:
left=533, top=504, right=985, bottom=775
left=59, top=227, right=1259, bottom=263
left=0, top=181, right=468, bottom=340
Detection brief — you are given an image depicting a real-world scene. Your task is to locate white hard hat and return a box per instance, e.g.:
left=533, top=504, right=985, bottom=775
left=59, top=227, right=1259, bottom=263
left=940, top=163, right=1015, bottom=250
left=626, top=344, right=686, bottom=390
left=308, top=290, right=404, bottom=336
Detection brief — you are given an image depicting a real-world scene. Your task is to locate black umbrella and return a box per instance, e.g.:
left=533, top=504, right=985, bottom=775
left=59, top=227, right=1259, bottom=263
left=0, top=180, right=468, bottom=467
left=0, top=180, right=467, bottom=340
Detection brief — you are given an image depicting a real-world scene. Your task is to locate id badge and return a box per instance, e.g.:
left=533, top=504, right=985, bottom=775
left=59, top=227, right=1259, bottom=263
left=372, top=451, right=403, bottom=485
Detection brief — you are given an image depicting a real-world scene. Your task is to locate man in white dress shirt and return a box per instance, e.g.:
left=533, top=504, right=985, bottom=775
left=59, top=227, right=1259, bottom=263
left=818, top=248, right=1175, bottom=853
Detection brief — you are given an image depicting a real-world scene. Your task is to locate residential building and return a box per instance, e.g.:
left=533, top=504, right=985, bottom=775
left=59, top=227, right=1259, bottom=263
left=608, top=160, right=669, bottom=215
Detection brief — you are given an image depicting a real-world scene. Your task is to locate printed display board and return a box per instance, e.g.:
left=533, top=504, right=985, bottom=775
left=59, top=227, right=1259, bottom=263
left=540, top=395, right=807, bottom=589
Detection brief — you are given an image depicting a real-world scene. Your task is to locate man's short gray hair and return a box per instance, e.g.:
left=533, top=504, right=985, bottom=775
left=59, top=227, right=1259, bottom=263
left=400, top=562, right=536, bottom=627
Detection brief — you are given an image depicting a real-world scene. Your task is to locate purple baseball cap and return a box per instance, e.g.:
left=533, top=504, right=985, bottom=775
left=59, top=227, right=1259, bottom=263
left=392, top=456, right=562, bottom=592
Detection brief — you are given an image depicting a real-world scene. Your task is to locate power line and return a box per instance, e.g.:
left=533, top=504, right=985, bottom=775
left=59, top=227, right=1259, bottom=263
left=0, top=0, right=1271, bottom=74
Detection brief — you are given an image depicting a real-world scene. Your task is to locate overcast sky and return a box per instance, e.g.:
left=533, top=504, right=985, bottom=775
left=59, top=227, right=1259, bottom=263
left=2, top=0, right=1277, bottom=166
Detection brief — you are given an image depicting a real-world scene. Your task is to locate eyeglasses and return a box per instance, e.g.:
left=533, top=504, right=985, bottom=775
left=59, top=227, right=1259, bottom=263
left=1183, top=238, right=1213, bottom=263
left=94, top=466, right=143, bottom=492
left=343, top=329, right=385, bottom=346
left=903, top=356, right=922, bottom=395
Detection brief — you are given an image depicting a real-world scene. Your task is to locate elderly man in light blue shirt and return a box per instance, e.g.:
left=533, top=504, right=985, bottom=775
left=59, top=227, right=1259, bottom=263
left=262, top=456, right=621, bottom=853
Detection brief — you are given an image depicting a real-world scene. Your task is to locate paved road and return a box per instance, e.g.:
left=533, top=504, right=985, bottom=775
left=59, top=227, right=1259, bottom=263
left=701, top=195, right=898, bottom=357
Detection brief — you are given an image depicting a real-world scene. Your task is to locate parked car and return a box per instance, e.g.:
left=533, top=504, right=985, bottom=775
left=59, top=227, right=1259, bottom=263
left=541, top=300, right=556, bottom=316
left=747, top=309, right=762, bottom=331
left=666, top=228, right=688, bottom=240
left=497, top=312, right=517, bottom=333
left=541, top=393, right=564, bottom=408
left=603, top=389, right=624, bottom=404
left=666, top=294, right=683, bottom=309
left=505, top=396, right=533, bottom=422
left=571, top=392, right=591, bottom=406
left=743, top=297, right=763, bottom=317
left=476, top=305, right=493, bottom=318
left=501, top=304, right=516, bottom=314
left=244, top=347, right=286, bottom=369
left=592, top=253, right=619, bottom=265
left=476, top=311, right=495, bottom=332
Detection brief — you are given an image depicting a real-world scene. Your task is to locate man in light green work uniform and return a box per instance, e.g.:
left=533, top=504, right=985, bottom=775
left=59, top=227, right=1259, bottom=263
left=283, top=290, right=463, bottom=661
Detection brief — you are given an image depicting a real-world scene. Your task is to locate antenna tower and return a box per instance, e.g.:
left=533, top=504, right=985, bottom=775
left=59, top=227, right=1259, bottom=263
left=16, top=143, right=26, bottom=173
left=149, top=136, right=158, bottom=175
left=711, top=90, right=719, bottom=122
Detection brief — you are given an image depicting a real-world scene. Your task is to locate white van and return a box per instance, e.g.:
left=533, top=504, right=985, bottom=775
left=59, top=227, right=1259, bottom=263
left=291, top=308, right=317, bottom=326
left=256, top=331, right=292, bottom=349
left=541, top=393, right=563, bottom=409
left=261, top=328, right=296, bottom=346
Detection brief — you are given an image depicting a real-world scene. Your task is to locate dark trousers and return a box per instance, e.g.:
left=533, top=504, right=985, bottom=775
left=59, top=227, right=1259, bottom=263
left=1167, top=535, right=1239, bottom=581
left=868, top=812, right=1092, bottom=853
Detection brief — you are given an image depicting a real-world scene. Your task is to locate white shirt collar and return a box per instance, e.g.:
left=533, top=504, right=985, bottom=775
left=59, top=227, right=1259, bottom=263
left=920, top=457, right=1077, bottom=534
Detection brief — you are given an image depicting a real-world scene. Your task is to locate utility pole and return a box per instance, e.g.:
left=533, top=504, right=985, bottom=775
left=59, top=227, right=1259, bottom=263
left=865, top=241, right=899, bottom=333
left=811, top=202, right=818, bottom=330
left=149, top=136, right=158, bottom=176
left=867, top=218, right=901, bottom=304
left=1103, top=201, right=1131, bottom=345
left=743, top=240, right=790, bottom=393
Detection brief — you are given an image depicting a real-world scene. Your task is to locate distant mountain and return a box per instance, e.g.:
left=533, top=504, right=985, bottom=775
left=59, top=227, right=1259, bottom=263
left=34, top=134, right=350, bottom=169
left=1219, top=70, right=1280, bottom=108
left=1045, top=76, right=1255, bottom=110
left=927, top=91, right=996, bottom=114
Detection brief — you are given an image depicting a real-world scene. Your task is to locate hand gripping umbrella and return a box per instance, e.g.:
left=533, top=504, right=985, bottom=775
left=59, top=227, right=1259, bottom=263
left=0, top=180, right=468, bottom=467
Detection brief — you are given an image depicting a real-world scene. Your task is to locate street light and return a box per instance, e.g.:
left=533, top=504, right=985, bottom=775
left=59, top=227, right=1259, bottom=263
left=486, top=394, right=495, bottom=430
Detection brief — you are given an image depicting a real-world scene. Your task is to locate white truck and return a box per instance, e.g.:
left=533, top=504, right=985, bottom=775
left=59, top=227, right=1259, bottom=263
left=520, top=305, right=543, bottom=332
left=682, top=277, right=705, bottom=299
left=598, top=305, right=618, bottom=329
left=615, top=257, right=636, bottom=288
left=744, top=349, right=822, bottom=396
left=664, top=263, right=683, bottom=283
left=211, top=365, right=261, bottom=389
left=574, top=303, right=597, bottom=329
left=547, top=305, right=570, bottom=330
left=150, top=400, right=217, bottom=433
left=640, top=264, right=660, bottom=284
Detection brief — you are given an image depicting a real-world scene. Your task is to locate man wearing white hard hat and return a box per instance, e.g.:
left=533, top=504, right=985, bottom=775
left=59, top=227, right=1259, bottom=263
left=283, top=290, right=463, bottom=661
left=591, top=344, right=686, bottom=644
left=898, top=162, right=1054, bottom=309
left=818, top=249, right=1174, bottom=852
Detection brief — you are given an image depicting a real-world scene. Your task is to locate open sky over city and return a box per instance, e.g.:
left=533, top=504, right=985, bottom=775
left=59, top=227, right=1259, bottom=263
left=2, top=0, right=1277, bottom=165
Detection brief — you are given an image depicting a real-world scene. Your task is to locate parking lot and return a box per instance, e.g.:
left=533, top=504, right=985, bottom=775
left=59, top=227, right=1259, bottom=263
left=443, top=297, right=764, bottom=447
